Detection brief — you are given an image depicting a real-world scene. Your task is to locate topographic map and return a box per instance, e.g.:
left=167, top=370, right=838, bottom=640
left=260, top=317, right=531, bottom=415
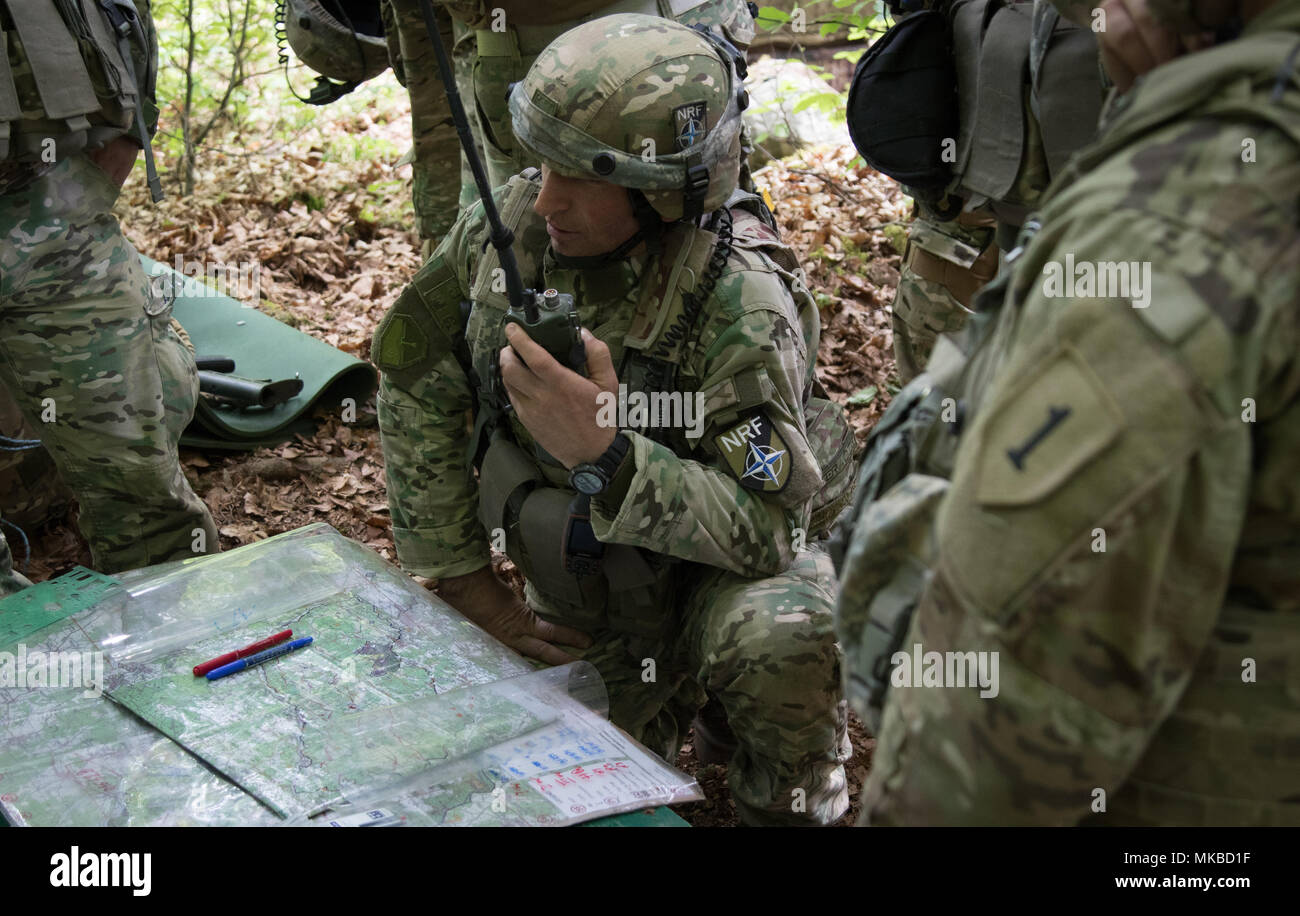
left=0, top=525, right=698, bottom=826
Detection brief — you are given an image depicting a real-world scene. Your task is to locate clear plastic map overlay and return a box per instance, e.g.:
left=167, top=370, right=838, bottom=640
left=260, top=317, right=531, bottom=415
left=0, top=525, right=700, bottom=826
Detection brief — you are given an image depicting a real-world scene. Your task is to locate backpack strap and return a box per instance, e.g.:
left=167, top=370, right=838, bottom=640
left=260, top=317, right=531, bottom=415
left=98, top=0, right=163, bottom=200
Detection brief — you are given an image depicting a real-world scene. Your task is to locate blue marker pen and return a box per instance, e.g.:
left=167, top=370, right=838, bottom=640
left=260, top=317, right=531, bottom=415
left=206, top=636, right=313, bottom=680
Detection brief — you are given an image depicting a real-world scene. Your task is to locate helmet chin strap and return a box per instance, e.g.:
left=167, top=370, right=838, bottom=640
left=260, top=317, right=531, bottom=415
left=551, top=190, right=666, bottom=269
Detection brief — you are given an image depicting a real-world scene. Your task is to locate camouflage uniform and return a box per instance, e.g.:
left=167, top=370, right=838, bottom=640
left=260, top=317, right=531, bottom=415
left=374, top=16, right=851, bottom=825
left=383, top=0, right=484, bottom=252
left=890, top=208, right=998, bottom=383
left=434, top=0, right=756, bottom=192
left=838, top=0, right=1300, bottom=824
left=0, top=1, right=217, bottom=594
left=887, top=0, right=1104, bottom=381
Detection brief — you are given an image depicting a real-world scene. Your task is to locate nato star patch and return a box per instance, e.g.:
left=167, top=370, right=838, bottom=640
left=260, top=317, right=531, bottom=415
left=714, top=411, right=790, bottom=493
left=674, top=101, right=708, bottom=151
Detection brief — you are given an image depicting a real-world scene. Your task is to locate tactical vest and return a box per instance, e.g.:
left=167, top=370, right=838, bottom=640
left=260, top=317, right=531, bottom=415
left=463, top=170, right=854, bottom=639
left=0, top=0, right=161, bottom=198
left=949, top=0, right=1103, bottom=225
left=834, top=27, right=1300, bottom=825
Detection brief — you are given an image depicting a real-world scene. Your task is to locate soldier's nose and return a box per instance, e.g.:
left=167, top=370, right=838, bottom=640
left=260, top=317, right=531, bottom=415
left=535, top=169, right=575, bottom=220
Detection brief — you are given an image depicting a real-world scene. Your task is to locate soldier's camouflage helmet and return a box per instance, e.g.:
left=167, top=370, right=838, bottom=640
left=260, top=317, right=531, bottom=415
left=509, top=14, right=748, bottom=222
left=284, top=0, right=389, bottom=84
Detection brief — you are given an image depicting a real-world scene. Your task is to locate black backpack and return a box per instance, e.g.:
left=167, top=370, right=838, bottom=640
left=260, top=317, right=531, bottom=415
left=846, top=10, right=958, bottom=191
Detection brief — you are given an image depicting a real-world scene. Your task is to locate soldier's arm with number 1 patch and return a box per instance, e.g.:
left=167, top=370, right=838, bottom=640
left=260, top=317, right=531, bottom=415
left=862, top=205, right=1268, bottom=824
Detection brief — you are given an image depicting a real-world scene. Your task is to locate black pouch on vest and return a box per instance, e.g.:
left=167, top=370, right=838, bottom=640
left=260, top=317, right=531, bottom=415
left=846, top=10, right=958, bottom=191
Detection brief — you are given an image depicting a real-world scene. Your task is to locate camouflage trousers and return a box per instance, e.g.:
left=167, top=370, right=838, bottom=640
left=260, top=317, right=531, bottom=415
left=890, top=210, right=1000, bottom=383
left=530, top=542, right=851, bottom=826
left=384, top=0, right=482, bottom=255
left=0, top=153, right=217, bottom=590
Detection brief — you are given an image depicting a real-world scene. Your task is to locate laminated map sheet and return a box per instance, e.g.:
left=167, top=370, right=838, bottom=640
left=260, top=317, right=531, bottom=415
left=292, top=665, right=702, bottom=827
left=0, top=525, right=700, bottom=826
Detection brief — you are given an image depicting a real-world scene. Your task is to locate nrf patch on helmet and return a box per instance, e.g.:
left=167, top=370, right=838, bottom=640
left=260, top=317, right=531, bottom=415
left=714, top=411, right=789, bottom=493
left=674, top=102, right=708, bottom=151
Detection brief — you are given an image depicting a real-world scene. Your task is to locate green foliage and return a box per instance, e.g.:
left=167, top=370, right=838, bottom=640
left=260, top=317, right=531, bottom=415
left=755, top=1, right=889, bottom=40
left=293, top=189, right=325, bottom=211
left=750, top=4, right=888, bottom=157
left=151, top=1, right=275, bottom=189
left=791, top=88, right=842, bottom=116
left=847, top=386, right=878, bottom=407
left=883, top=222, right=909, bottom=254
left=146, top=0, right=411, bottom=227
left=746, top=69, right=839, bottom=147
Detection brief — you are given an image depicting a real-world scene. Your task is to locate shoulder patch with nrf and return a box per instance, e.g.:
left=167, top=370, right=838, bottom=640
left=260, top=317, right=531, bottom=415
left=714, top=410, right=790, bottom=492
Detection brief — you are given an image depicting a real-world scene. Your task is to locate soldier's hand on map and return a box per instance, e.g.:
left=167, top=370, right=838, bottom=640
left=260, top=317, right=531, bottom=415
left=500, top=325, right=621, bottom=468
left=1097, top=0, right=1211, bottom=92
left=87, top=136, right=142, bottom=188
left=436, top=565, right=593, bottom=665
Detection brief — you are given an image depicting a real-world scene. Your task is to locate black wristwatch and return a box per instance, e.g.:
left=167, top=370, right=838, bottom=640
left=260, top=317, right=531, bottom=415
left=568, top=432, right=630, bottom=495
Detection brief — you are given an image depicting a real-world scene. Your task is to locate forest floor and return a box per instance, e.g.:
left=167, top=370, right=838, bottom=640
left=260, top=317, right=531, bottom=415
left=16, top=61, right=910, bottom=827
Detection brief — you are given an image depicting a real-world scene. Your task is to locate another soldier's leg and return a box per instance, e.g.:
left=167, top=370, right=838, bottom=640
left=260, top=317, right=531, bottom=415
left=388, top=0, right=465, bottom=255
left=0, top=154, right=217, bottom=573
left=472, top=26, right=558, bottom=189
left=682, top=544, right=850, bottom=826
left=891, top=209, right=998, bottom=383
left=453, top=20, right=486, bottom=215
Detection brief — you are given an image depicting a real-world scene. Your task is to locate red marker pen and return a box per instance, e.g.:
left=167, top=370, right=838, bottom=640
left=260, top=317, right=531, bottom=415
left=192, top=629, right=293, bottom=677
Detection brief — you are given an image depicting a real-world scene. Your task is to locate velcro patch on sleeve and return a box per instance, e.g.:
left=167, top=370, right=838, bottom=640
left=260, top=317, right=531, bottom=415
left=975, top=344, right=1125, bottom=507
left=713, top=410, right=791, bottom=493
left=374, top=312, right=428, bottom=372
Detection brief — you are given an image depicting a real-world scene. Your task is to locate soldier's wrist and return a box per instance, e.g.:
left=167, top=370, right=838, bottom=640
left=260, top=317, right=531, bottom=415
left=592, top=432, right=637, bottom=513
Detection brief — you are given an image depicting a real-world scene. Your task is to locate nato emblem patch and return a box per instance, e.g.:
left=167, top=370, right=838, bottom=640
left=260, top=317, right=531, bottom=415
left=714, top=411, right=789, bottom=492
left=674, top=101, right=707, bottom=151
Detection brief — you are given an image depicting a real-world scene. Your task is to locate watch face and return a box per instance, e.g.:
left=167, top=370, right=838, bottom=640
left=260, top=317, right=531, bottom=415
left=572, top=469, right=605, bottom=495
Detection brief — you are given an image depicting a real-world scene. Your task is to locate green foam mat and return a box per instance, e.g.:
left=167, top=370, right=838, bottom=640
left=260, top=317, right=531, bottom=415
left=585, top=807, right=690, bottom=827
left=141, top=256, right=378, bottom=451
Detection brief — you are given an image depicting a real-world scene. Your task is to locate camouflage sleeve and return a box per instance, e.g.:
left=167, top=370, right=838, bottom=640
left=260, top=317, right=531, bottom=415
left=861, top=115, right=1300, bottom=823
left=590, top=266, right=821, bottom=578
left=374, top=202, right=492, bottom=579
